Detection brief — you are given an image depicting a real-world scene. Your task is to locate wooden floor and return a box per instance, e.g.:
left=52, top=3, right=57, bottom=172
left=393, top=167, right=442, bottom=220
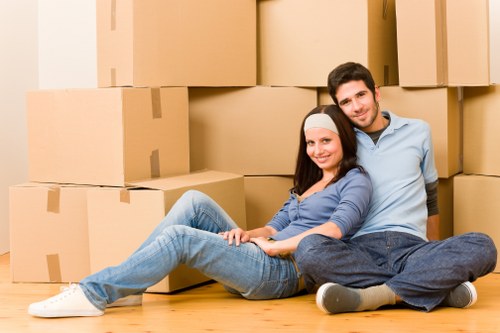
left=1, top=253, right=499, bottom=333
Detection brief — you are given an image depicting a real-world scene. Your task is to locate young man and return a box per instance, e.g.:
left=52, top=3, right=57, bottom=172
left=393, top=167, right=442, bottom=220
left=294, top=62, right=497, bottom=314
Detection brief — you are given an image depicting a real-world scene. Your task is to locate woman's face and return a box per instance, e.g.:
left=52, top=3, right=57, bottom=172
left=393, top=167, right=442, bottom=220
left=305, top=127, right=343, bottom=175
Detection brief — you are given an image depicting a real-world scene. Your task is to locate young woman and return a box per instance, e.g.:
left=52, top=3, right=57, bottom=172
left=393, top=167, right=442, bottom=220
left=28, top=104, right=372, bottom=318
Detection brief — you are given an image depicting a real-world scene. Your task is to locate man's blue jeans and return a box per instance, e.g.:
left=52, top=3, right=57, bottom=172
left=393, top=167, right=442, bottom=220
left=295, top=231, right=497, bottom=311
left=80, top=190, right=302, bottom=310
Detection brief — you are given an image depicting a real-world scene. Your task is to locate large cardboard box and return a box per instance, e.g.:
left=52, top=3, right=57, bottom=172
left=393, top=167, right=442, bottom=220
left=87, top=170, right=246, bottom=293
left=189, top=86, right=317, bottom=176
left=258, top=0, right=398, bottom=87
left=27, top=87, right=189, bottom=186
left=379, top=86, right=462, bottom=178
left=244, top=176, right=293, bottom=231
left=97, top=0, right=256, bottom=87
left=454, top=174, right=499, bottom=272
left=446, top=0, right=489, bottom=86
left=396, top=0, right=447, bottom=87
left=9, top=183, right=91, bottom=282
left=396, top=0, right=499, bottom=87
left=463, top=86, right=500, bottom=176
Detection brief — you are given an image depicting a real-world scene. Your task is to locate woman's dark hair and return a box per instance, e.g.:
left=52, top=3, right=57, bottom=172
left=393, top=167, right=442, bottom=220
left=327, top=62, right=377, bottom=106
left=293, top=104, right=364, bottom=195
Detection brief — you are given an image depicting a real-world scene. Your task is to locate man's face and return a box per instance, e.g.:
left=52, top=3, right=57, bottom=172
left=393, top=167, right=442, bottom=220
left=335, top=80, right=382, bottom=132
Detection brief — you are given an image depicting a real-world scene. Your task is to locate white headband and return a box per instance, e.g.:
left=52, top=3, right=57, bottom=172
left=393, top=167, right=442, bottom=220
left=304, top=113, right=339, bottom=134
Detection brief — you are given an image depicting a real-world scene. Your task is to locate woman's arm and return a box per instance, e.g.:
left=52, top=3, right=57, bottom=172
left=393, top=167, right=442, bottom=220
left=251, top=221, right=342, bottom=256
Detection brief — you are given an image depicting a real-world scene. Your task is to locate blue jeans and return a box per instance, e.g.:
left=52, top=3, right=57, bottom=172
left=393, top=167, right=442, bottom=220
left=80, top=190, right=302, bottom=311
left=295, top=231, right=497, bottom=311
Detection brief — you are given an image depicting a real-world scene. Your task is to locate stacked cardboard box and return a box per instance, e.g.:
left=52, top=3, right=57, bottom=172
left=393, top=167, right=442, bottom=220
left=396, top=0, right=500, bottom=87
left=12, top=0, right=497, bottom=286
left=10, top=0, right=254, bottom=292
left=394, top=0, right=500, bottom=244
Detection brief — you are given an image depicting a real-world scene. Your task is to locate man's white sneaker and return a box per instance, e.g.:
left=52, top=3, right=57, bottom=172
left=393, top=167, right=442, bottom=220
left=106, top=294, right=143, bottom=308
left=28, top=284, right=104, bottom=318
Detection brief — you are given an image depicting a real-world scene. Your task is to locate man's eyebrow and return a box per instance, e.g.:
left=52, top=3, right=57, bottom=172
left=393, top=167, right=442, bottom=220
left=338, top=97, right=350, bottom=104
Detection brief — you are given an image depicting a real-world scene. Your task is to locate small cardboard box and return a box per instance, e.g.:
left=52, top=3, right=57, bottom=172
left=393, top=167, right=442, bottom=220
left=463, top=86, right=500, bottom=177
left=189, top=86, right=317, bottom=176
left=87, top=170, right=246, bottom=293
left=27, top=87, right=189, bottom=186
left=379, top=86, right=462, bottom=178
left=96, top=0, right=256, bottom=87
left=9, top=183, right=92, bottom=282
left=454, top=174, right=499, bottom=272
left=258, top=0, right=398, bottom=87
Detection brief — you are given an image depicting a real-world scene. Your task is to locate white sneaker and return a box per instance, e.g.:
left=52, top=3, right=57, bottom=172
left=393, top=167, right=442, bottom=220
left=106, top=294, right=143, bottom=308
left=28, top=284, right=104, bottom=318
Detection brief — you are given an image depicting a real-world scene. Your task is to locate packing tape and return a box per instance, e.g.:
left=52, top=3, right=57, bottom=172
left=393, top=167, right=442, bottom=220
left=151, top=88, right=162, bottom=119
left=120, top=188, right=131, bottom=203
left=46, top=254, right=62, bottom=282
left=46, top=186, right=60, bottom=214
left=111, top=0, right=116, bottom=31
left=150, top=149, right=161, bottom=178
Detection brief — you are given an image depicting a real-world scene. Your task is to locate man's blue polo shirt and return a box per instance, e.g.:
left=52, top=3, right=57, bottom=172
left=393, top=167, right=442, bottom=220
left=353, top=111, right=438, bottom=241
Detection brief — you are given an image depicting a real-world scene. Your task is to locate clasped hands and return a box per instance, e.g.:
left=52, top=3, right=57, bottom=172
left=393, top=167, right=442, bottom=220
left=219, top=228, right=285, bottom=257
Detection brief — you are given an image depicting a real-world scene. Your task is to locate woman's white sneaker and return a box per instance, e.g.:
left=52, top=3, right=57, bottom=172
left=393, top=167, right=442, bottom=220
left=28, top=284, right=104, bottom=318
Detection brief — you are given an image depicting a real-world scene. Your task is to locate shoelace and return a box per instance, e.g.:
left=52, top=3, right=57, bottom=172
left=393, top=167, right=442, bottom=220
left=46, top=283, right=79, bottom=304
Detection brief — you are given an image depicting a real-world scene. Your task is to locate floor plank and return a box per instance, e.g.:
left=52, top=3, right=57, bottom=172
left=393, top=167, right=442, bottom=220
left=1, top=253, right=499, bottom=333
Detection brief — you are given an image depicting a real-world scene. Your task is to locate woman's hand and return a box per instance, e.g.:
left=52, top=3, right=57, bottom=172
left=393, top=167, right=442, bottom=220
left=219, top=228, right=250, bottom=246
left=251, top=237, right=285, bottom=257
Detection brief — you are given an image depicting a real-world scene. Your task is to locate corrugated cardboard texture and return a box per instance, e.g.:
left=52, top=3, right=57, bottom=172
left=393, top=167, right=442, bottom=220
left=258, top=0, right=398, bottom=87
left=189, top=86, right=317, bottom=176
left=27, top=87, right=189, bottom=186
left=97, top=0, right=256, bottom=87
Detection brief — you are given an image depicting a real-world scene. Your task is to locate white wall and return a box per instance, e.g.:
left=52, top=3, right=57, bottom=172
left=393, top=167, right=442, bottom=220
left=38, top=0, right=97, bottom=88
left=0, top=0, right=39, bottom=254
left=0, top=0, right=97, bottom=253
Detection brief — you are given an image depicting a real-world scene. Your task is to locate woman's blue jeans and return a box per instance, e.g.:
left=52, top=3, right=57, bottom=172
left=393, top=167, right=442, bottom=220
left=80, top=190, right=302, bottom=311
left=295, top=231, right=497, bottom=311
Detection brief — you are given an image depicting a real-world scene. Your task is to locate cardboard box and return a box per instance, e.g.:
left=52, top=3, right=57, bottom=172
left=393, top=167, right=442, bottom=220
left=396, top=0, right=499, bottom=87
left=258, top=0, right=398, bottom=87
left=446, top=0, right=489, bottom=86
left=491, top=0, right=500, bottom=84
left=463, top=86, right=500, bottom=176
left=96, top=0, right=256, bottom=87
left=396, top=0, right=447, bottom=87
left=379, top=86, right=461, bottom=178
left=244, top=176, right=294, bottom=231
left=27, top=87, right=189, bottom=186
left=189, top=86, right=317, bottom=175
left=87, top=170, right=246, bottom=293
left=9, top=183, right=91, bottom=282
left=454, top=174, right=500, bottom=272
